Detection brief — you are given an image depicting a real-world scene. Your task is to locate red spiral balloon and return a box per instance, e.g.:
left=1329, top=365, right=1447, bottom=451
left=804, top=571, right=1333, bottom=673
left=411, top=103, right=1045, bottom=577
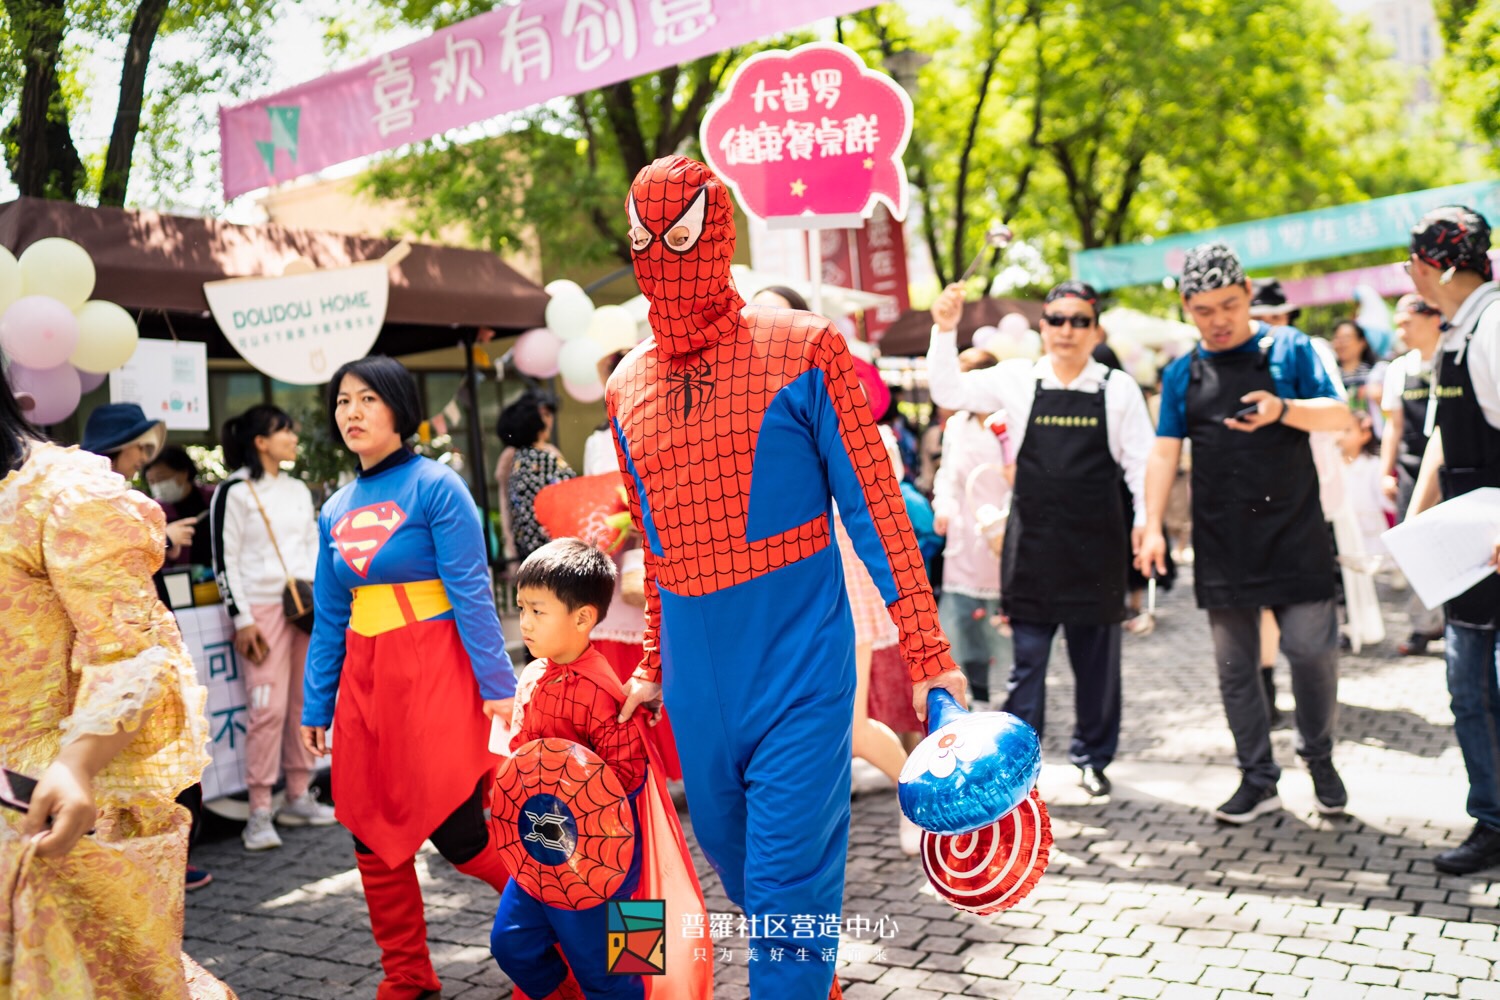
left=921, top=789, right=1051, bottom=914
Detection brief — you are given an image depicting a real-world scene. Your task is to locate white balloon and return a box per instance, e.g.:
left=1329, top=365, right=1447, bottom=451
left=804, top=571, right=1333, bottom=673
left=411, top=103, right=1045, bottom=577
left=18, top=238, right=95, bottom=310
left=544, top=278, right=589, bottom=301
left=70, top=300, right=139, bottom=373
left=558, top=336, right=607, bottom=385
left=546, top=289, right=596, bottom=342
left=586, top=304, right=638, bottom=353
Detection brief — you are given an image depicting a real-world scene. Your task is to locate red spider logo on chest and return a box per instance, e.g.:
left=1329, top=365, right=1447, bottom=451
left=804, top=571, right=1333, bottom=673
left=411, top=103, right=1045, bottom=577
left=331, top=502, right=408, bottom=578
left=664, top=361, right=715, bottom=424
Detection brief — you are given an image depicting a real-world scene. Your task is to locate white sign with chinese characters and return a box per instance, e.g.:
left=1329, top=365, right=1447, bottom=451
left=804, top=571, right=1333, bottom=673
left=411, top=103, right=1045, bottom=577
left=110, top=338, right=210, bottom=431
left=203, top=260, right=391, bottom=386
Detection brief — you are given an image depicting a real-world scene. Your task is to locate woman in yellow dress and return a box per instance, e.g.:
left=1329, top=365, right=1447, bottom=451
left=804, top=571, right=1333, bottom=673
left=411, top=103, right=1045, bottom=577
left=0, top=370, right=234, bottom=998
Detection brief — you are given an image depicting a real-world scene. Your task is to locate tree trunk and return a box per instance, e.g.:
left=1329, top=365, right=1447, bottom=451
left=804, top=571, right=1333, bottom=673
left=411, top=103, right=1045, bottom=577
left=100, top=0, right=170, bottom=206
left=6, top=0, right=83, bottom=199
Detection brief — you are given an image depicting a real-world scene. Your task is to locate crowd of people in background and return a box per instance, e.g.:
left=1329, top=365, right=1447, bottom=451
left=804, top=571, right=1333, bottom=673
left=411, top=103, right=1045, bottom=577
left=14, top=190, right=1500, bottom=997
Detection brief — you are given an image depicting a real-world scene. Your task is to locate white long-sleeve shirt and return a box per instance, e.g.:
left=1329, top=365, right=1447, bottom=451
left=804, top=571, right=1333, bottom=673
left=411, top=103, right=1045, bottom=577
left=927, top=330, right=1153, bottom=525
left=931, top=411, right=1007, bottom=599
left=210, top=468, right=320, bottom=630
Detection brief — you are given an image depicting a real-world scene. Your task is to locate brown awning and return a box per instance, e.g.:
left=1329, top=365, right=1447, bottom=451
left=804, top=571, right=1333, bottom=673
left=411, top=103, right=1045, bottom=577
left=0, top=197, right=549, bottom=360
left=877, top=296, right=1045, bottom=357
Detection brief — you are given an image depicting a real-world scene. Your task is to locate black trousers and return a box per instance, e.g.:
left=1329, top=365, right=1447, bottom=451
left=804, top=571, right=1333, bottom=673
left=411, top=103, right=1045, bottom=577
left=1003, top=620, right=1122, bottom=770
left=352, top=777, right=488, bottom=866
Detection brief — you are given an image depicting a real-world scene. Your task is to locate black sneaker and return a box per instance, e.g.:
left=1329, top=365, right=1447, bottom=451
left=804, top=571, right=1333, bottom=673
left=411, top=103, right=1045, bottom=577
left=1435, top=822, right=1500, bottom=875
left=1306, top=757, right=1347, bottom=815
left=1213, top=780, right=1281, bottom=824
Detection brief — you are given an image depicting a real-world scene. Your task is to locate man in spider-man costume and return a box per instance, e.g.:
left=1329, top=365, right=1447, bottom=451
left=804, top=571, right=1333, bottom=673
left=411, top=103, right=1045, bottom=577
left=608, top=155, right=967, bottom=997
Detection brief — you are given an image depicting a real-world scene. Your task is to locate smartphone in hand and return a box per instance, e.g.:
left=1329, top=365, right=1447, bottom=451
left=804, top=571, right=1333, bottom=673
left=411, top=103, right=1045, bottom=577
left=0, top=767, right=37, bottom=813
left=1233, top=403, right=1260, bottom=421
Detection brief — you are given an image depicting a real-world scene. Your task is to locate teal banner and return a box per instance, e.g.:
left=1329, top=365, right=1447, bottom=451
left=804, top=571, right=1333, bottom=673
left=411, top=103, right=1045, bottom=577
left=1072, top=179, right=1500, bottom=290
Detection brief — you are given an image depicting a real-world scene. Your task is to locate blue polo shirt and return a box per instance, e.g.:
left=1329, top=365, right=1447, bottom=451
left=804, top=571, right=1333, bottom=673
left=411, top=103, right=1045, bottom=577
left=1156, top=323, right=1340, bottom=439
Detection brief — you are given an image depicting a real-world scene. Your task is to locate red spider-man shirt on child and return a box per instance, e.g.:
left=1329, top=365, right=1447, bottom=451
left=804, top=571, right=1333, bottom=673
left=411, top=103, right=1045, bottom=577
left=489, top=539, right=705, bottom=1000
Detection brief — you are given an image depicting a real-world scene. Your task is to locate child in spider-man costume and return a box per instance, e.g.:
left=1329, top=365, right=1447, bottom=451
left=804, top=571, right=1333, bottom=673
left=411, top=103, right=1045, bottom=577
left=491, top=539, right=709, bottom=1000
left=607, top=155, right=968, bottom=997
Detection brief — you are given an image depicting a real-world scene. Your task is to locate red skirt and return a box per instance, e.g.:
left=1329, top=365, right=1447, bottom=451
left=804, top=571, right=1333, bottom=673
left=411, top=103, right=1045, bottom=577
left=332, top=619, right=497, bottom=869
left=594, top=639, right=684, bottom=782
left=867, top=643, right=923, bottom=734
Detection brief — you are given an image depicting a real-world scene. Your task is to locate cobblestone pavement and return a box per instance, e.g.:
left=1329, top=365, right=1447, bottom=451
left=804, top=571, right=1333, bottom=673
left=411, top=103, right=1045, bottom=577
left=186, top=576, right=1500, bottom=999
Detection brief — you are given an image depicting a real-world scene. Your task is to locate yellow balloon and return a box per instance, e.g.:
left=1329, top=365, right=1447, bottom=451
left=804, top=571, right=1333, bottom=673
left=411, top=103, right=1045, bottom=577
left=0, top=246, right=20, bottom=315
left=19, top=238, right=95, bottom=310
left=70, top=300, right=139, bottom=373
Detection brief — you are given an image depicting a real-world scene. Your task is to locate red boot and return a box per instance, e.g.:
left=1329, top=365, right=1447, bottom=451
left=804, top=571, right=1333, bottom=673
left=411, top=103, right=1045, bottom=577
left=829, top=976, right=844, bottom=999
left=354, top=851, right=442, bottom=1000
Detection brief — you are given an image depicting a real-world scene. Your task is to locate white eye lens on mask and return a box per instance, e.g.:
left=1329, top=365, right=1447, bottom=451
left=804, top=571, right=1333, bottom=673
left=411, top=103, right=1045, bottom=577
left=150, top=479, right=188, bottom=504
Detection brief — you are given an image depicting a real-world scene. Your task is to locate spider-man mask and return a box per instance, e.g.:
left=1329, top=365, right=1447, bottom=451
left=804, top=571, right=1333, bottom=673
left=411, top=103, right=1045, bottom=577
left=627, top=155, right=745, bottom=358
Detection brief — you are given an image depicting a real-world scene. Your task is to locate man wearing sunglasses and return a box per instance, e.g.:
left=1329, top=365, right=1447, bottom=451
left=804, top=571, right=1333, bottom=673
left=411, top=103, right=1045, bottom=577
left=929, top=279, right=1154, bottom=799
left=1403, top=206, right=1500, bottom=876
left=1137, top=242, right=1349, bottom=824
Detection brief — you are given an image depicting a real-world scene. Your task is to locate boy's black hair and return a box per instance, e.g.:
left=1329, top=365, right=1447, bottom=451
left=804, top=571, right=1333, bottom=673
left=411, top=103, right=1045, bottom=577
left=515, top=538, right=616, bottom=620
left=325, top=356, right=423, bottom=447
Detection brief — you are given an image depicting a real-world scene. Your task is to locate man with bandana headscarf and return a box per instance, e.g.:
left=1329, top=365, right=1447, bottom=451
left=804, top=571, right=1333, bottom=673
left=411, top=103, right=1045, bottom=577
left=1404, top=205, right=1500, bottom=875
left=1138, top=242, right=1350, bottom=824
left=606, top=156, right=966, bottom=998
left=928, top=279, right=1155, bottom=799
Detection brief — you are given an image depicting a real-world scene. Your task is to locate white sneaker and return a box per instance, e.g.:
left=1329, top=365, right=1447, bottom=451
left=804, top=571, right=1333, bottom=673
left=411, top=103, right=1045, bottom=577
left=898, top=814, right=923, bottom=857
left=276, top=788, right=338, bottom=827
left=243, top=808, right=283, bottom=851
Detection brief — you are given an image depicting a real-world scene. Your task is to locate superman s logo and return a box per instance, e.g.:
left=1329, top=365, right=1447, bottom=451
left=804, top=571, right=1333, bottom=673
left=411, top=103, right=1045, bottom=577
left=331, top=502, right=408, bottom=578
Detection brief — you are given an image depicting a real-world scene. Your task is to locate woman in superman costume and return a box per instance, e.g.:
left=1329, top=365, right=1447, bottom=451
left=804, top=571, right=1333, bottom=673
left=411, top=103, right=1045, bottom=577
left=300, top=356, right=575, bottom=1000
left=607, top=156, right=969, bottom=998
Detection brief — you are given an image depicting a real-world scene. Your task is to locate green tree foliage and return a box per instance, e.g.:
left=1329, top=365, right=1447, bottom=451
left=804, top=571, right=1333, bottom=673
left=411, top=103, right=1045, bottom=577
left=845, top=0, right=1476, bottom=289
left=1439, top=0, right=1500, bottom=161
left=0, top=0, right=277, bottom=206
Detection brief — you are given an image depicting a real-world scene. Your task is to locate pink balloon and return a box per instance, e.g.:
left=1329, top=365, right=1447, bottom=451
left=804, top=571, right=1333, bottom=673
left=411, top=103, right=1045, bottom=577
left=0, top=296, right=80, bottom=369
left=512, top=327, right=562, bottom=379
left=971, top=325, right=1001, bottom=352
left=998, top=312, right=1031, bottom=337
left=563, top=376, right=606, bottom=403
left=76, top=367, right=107, bottom=393
left=8, top=363, right=81, bottom=425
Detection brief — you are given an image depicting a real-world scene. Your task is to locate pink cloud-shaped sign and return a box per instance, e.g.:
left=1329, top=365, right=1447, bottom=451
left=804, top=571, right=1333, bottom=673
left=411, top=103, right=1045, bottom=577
left=701, top=42, right=912, bottom=224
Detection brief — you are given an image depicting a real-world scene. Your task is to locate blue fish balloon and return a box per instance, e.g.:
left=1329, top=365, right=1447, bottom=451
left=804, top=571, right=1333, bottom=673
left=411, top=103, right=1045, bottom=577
left=898, top=689, right=1042, bottom=835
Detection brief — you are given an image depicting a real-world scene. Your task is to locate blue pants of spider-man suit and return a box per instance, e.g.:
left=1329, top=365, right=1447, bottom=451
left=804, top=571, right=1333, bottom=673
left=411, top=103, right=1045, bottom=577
left=491, top=792, right=645, bottom=998
left=659, top=544, right=858, bottom=996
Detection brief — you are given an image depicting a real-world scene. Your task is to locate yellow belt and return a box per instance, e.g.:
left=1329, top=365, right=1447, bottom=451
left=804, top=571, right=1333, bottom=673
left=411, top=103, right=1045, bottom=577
left=349, top=579, right=452, bottom=637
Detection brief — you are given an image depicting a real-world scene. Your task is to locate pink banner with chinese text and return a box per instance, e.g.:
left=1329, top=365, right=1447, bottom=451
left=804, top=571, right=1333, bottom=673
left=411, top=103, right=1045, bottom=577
left=1282, top=253, right=1500, bottom=307
left=219, top=0, right=877, bottom=201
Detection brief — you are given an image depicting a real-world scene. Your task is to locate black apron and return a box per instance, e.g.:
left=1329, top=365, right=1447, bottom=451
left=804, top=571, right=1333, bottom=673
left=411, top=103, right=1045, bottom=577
left=1185, top=336, right=1334, bottom=609
left=1001, top=376, right=1129, bottom=625
left=1434, top=293, right=1500, bottom=629
left=1397, top=358, right=1432, bottom=478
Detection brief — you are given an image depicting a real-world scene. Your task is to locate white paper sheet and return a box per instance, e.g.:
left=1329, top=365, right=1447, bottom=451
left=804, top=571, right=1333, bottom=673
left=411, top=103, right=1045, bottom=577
left=1381, top=488, right=1500, bottom=610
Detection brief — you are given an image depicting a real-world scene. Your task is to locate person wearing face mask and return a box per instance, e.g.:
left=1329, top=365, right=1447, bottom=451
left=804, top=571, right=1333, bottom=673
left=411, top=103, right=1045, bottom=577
left=1138, top=242, right=1350, bottom=825
left=209, top=404, right=335, bottom=851
left=928, top=279, right=1155, bottom=800
left=147, top=445, right=215, bottom=567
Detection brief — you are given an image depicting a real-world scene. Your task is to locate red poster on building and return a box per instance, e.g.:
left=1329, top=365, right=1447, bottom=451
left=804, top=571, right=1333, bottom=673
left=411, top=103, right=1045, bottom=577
left=855, top=204, right=909, bottom=343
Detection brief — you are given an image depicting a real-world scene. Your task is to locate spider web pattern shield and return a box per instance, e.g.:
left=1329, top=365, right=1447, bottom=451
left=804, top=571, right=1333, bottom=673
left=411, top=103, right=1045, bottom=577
left=492, top=738, right=636, bottom=910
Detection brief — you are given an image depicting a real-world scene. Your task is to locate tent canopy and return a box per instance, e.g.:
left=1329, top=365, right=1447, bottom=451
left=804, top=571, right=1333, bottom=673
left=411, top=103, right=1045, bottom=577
left=0, top=197, right=549, bottom=359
